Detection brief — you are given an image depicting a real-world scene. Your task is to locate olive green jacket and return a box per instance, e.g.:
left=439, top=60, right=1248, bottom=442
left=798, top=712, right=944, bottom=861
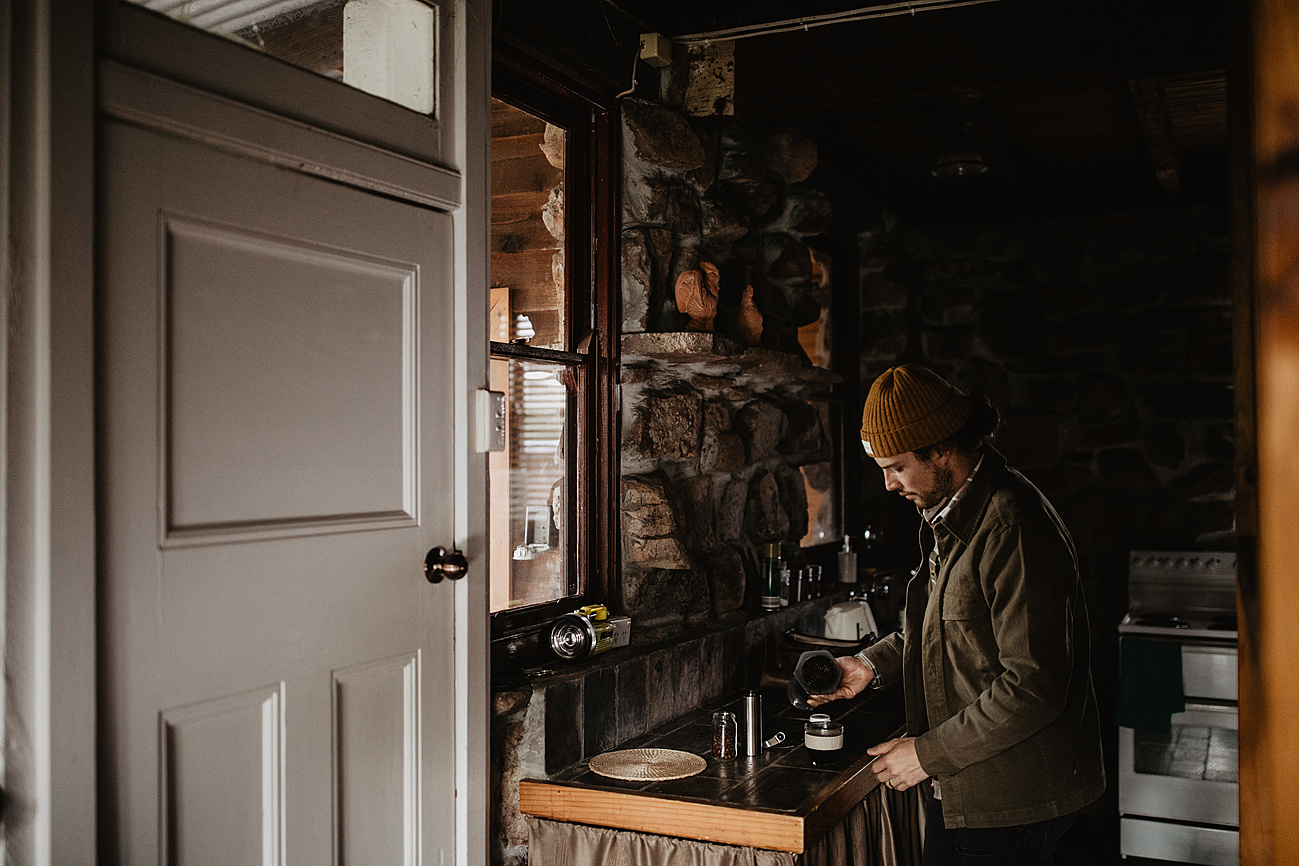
left=859, top=447, right=1105, bottom=828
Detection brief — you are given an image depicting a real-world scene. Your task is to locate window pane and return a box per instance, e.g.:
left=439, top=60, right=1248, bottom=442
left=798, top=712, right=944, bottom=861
left=488, top=356, right=573, bottom=613
left=124, top=0, right=437, bottom=114
left=490, top=98, right=567, bottom=351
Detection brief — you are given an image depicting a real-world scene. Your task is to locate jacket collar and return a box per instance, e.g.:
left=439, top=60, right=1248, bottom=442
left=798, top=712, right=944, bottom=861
left=930, top=445, right=1008, bottom=545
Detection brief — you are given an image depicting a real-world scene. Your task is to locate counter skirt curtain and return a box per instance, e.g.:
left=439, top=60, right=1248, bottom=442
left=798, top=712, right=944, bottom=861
left=526, top=818, right=797, bottom=866
left=526, top=784, right=923, bottom=866
left=800, top=783, right=925, bottom=866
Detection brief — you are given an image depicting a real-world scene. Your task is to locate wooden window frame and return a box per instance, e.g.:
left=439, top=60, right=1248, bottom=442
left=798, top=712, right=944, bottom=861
left=488, top=55, right=617, bottom=643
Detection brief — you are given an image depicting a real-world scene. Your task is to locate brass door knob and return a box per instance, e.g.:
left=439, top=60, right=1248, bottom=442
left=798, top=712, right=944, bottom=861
left=424, top=546, right=469, bottom=583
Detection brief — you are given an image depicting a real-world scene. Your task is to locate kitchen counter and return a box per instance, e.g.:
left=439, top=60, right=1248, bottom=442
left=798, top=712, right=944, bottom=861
left=519, top=683, right=906, bottom=853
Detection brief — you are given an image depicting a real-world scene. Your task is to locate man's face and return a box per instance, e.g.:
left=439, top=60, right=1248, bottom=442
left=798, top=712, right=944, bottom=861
left=872, top=449, right=957, bottom=510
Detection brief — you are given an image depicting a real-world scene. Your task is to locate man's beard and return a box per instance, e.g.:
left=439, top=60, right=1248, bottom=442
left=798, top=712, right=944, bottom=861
left=912, top=464, right=957, bottom=510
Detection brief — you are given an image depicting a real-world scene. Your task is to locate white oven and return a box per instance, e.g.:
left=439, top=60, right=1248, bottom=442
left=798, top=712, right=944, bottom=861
left=1118, top=552, right=1238, bottom=866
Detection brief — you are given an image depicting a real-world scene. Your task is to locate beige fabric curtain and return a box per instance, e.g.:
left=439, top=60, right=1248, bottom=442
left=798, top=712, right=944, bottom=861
left=527, top=818, right=797, bottom=866
left=800, top=784, right=925, bottom=866
left=526, top=784, right=923, bottom=866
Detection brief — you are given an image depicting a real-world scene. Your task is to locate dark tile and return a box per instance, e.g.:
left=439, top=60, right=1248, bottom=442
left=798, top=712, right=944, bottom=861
left=559, top=768, right=651, bottom=792
left=720, top=764, right=837, bottom=811
left=673, top=638, right=703, bottom=718
left=614, top=655, right=648, bottom=746
left=583, top=665, right=618, bottom=758
left=646, top=773, right=742, bottom=801
left=700, top=631, right=724, bottom=702
left=646, top=719, right=713, bottom=756
left=744, top=619, right=766, bottom=687
left=722, top=626, right=746, bottom=694
left=645, top=648, right=678, bottom=730
left=544, top=678, right=583, bottom=774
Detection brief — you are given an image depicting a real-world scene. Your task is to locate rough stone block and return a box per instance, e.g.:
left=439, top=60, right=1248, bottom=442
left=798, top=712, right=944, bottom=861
left=861, top=274, right=908, bottom=307
left=744, top=470, right=791, bottom=543
left=765, top=128, right=818, bottom=183
left=736, top=400, right=787, bottom=463
left=1143, top=421, right=1187, bottom=470
left=679, top=475, right=713, bottom=553
left=716, top=479, right=748, bottom=543
left=706, top=548, right=746, bottom=615
left=784, top=186, right=832, bottom=235
left=639, top=388, right=703, bottom=459
left=979, top=291, right=1049, bottom=358
left=622, top=98, right=707, bottom=170
left=1097, top=447, right=1159, bottom=489
left=778, top=399, right=827, bottom=458
left=701, top=196, right=749, bottom=251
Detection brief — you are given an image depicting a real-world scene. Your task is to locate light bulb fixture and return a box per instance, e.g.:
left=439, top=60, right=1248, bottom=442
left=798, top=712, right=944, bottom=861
left=931, top=122, right=989, bottom=179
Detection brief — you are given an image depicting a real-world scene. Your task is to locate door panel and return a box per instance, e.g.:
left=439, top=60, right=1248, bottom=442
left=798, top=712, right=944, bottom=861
left=163, top=214, right=419, bottom=539
left=101, top=118, right=456, bottom=864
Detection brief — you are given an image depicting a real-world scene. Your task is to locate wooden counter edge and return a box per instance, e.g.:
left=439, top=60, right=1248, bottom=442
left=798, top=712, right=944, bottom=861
left=519, top=779, right=806, bottom=853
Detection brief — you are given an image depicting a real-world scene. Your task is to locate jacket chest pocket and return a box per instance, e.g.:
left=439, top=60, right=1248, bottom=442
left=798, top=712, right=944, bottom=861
left=941, top=590, right=989, bottom=622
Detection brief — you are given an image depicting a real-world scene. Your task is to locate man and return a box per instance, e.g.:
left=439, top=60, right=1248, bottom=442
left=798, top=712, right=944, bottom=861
left=810, top=364, right=1104, bottom=865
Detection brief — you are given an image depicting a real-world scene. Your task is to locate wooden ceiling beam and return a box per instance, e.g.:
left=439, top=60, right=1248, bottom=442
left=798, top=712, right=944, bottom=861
left=1128, top=76, right=1180, bottom=193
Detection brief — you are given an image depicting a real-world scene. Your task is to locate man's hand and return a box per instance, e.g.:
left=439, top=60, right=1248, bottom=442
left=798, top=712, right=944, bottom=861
left=805, top=655, right=873, bottom=707
left=868, top=737, right=928, bottom=792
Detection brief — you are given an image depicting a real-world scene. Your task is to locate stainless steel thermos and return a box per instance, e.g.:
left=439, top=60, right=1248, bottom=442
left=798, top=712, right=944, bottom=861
left=743, top=689, right=762, bottom=756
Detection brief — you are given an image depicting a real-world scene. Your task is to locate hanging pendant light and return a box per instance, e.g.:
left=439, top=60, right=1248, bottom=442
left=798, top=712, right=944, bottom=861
left=931, top=122, right=989, bottom=178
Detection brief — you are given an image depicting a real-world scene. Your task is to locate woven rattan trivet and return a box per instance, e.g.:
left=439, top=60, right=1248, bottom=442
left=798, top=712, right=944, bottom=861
left=588, top=748, right=707, bottom=781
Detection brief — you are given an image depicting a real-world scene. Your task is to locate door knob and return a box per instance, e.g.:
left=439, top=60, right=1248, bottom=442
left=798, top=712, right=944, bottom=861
left=424, top=546, right=469, bottom=583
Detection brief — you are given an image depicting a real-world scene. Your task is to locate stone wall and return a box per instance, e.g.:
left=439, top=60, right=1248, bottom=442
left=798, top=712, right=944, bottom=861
left=617, top=99, right=841, bottom=634
left=856, top=205, right=1234, bottom=590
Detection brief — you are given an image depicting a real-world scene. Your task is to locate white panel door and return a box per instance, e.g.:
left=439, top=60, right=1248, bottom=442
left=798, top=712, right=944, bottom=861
left=100, top=117, right=459, bottom=865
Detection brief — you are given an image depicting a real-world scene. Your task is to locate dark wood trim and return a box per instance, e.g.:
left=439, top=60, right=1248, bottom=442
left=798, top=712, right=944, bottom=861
left=489, top=51, right=620, bottom=654
left=489, top=342, right=587, bottom=366
left=1128, top=76, right=1181, bottom=192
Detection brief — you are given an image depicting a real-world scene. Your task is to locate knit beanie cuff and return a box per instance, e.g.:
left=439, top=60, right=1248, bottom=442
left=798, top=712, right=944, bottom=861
left=860, top=365, right=973, bottom=458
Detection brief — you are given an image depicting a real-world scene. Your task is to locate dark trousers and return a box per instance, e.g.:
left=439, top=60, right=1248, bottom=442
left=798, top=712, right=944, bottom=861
left=922, top=784, right=1077, bottom=865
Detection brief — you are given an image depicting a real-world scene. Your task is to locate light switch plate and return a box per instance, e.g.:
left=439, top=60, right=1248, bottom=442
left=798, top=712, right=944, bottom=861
left=476, top=389, right=506, bottom=452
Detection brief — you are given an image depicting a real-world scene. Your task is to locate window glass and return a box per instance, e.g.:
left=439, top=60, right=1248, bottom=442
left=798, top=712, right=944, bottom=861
left=488, top=355, right=573, bottom=612
left=490, top=98, right=567, bottom=350
left=124, top=0, right=437, bottom=114
left=489, top=97, right=579, bottom=615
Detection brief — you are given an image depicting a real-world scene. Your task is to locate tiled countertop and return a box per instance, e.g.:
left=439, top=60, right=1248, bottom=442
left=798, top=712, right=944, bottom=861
left=519, top=683, right=906, bottom=852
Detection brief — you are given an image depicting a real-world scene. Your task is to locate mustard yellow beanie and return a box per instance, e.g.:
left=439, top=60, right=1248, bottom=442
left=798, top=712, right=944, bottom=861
left=860, top=365, right=973, bottom=458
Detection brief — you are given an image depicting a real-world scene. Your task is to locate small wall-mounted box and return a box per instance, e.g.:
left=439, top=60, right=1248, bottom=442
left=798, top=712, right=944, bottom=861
left=639, top=32, right=673, bottom=68
left=476, top=389, right=506, bottom=452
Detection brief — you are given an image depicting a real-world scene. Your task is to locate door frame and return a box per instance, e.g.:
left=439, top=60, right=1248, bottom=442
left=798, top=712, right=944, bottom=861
left=2, top=0, right=490, bottom=862
left=6, top=0, right=98, bottom=862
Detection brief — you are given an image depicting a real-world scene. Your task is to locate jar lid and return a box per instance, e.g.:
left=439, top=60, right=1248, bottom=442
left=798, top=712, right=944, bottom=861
left=713, top=711, right=736, bottom=722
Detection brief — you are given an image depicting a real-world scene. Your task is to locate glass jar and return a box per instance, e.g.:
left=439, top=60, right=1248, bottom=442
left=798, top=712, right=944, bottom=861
left=712, top=711, right=738, bottom=759
left=804, top=713, right=844, bottom=752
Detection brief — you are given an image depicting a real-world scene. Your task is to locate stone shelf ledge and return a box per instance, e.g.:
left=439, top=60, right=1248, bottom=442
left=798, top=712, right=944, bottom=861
left=621, top=332, right=843, bottom=390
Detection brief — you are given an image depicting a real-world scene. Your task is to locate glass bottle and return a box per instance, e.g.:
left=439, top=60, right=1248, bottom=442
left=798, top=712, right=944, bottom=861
left=760, top=542, right=782, bottom=610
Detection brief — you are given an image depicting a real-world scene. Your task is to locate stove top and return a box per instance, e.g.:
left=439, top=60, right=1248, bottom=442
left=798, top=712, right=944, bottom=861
left=1121, top=550, right=1238, bottom=642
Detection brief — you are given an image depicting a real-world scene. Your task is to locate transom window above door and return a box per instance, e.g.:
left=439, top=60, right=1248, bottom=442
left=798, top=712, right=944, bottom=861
left=122, top=0, right=439, bottom=114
